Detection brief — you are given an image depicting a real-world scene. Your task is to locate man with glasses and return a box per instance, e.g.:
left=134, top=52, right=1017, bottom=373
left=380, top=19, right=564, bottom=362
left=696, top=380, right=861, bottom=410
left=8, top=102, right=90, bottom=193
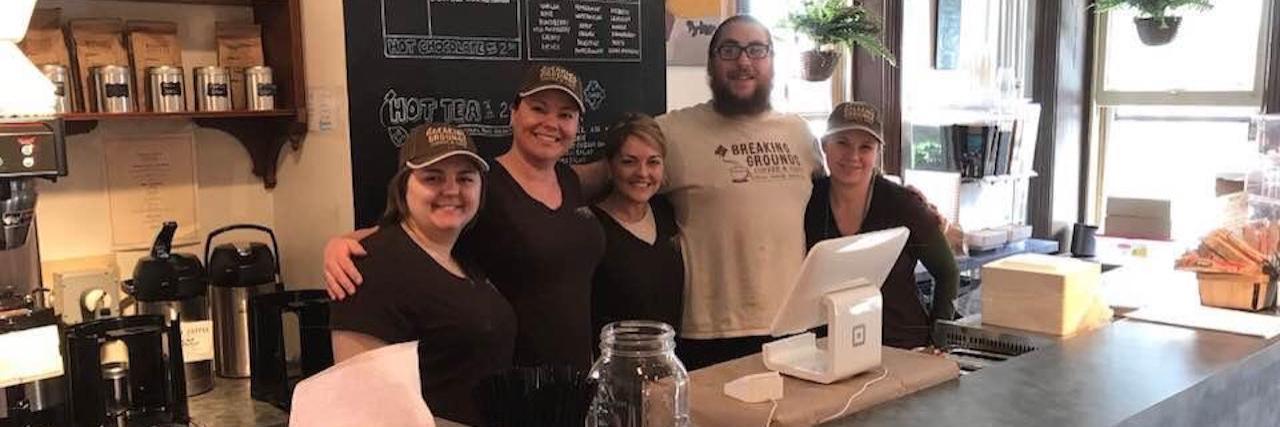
left=655, top=15, right=826, bottom=370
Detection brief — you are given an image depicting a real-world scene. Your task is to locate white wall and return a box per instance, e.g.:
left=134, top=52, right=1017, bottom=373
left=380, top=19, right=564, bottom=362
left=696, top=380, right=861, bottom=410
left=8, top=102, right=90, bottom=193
left=34, top=1, right=272, bottom=277
left=667, top=66, right=711, bottom=110
left=270, top=0, right=354, bottom=291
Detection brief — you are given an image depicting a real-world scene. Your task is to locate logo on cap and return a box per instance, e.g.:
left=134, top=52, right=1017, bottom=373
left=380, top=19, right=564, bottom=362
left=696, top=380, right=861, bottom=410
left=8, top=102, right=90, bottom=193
left=540, top=65, right=580, bottom=89
left=840, top=102, right=879, bottom=128
left=424, top=126, right=469, bottom=149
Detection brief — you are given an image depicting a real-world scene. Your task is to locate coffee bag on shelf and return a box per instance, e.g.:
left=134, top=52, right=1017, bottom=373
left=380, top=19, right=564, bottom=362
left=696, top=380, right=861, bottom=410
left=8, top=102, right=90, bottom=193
left=215, top=22, right=264, bottom=111
left=126, top=21, right=182, bottom=112
left=68, top=18, right=131, bottom=112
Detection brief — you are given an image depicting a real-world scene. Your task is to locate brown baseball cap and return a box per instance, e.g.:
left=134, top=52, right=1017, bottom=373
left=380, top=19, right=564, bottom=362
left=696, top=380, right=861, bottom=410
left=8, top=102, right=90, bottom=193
left=517, top=64, right=586, bottom=112
left=822, top=101, right=885, bottom=144
left=400, top=123, right=489, bottom=171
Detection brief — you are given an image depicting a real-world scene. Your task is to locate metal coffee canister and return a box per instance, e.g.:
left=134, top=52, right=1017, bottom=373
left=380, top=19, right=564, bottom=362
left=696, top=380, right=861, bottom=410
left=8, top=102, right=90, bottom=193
left=40, top=64, right=72, bottom=113
left=147, top=66, right=185, bottom=113
left=244, top=66, right=275, bottom=111
left=194, top=66, right=232, bottom=112
left=91, top=65, right=133, bottom=113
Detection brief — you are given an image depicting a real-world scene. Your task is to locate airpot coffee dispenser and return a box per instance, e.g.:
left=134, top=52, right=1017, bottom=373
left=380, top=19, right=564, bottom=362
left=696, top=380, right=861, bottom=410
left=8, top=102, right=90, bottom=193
left=122, top=222, right=214, bottom=396
left=206, top=224, right=283, bottom=378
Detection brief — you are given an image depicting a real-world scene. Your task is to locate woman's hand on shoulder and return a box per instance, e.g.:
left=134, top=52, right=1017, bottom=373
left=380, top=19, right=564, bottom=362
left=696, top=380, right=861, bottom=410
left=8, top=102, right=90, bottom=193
left=323, top=228, right=376, bottom=300
left=904, top=184, right=946, bottom=226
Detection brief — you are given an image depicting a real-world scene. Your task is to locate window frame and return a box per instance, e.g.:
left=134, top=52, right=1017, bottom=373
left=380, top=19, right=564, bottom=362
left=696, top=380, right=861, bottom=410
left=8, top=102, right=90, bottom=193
left=1086, top=0, right=1276, bottom=227
left=1092, top=0, right=1274, bottom=107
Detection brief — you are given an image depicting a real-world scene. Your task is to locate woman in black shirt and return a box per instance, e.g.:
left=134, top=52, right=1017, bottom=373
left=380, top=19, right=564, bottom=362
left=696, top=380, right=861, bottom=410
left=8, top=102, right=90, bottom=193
left=804, top=102, right=959, bottom=349
left=329, top=123, right=516, bottom=424
left=325, top=64, right=605, bottom=370
left=590, top=113, right=685, bottom=340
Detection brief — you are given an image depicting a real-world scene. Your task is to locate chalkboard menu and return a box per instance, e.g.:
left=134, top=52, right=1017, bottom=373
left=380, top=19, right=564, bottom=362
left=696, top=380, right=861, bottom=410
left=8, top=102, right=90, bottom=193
left=345, top=0, right=668, bottom=227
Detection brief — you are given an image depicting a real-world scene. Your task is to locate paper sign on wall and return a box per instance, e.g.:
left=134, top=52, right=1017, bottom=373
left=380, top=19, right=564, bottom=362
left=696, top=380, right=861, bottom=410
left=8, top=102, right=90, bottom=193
left=103, top=132, right=199, bottom=250
left=666, top=0, right=728, bottom=65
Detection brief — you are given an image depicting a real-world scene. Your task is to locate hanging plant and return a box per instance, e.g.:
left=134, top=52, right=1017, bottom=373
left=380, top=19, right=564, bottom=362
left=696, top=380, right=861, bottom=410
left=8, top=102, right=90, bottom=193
left=1094, top=0, right=1213, bottom=46
left=783, top=0, right=896, bottom=81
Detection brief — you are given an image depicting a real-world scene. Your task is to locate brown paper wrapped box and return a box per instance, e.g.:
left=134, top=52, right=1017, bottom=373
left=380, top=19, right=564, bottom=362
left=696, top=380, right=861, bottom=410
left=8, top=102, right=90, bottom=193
left=126, top=21, right=182, bottom=112
left=67, top=18, right=131, bottom=112
left=215, top=22, right=265, bottom=111
left=689, top=347, right=959, bottom=427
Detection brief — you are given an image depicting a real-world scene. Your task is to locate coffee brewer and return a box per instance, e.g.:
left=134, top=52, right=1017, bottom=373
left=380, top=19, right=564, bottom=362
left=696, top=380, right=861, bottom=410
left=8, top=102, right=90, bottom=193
left=0, top=118, right=68, bottom=425
left=249, top=290, right=332, bottom=410
left=1, top=2, right=75, bottom=424
left=65, top=315, right=190, bottom=426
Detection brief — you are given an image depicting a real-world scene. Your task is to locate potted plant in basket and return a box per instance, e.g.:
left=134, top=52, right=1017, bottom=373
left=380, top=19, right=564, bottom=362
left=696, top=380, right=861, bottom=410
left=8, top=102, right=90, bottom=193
left=1094, top=0, right=1213, bottom=46
left=783, top=0, right=895, bottom=82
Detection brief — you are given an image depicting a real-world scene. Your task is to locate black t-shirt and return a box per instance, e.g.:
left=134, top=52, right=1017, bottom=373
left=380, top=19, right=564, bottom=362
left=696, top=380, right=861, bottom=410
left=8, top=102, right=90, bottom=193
left=329, top=224, right=516, bottom=425
left=804, top=175, right=941, bottom=348
left=458, top=161, right=605, bottom=370
left=589, top=196, right=685, bottom=339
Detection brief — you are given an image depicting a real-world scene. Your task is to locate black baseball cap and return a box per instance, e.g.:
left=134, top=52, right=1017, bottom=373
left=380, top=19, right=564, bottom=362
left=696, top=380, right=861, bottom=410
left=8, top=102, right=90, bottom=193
left=517, top=64, right=586, bottom=112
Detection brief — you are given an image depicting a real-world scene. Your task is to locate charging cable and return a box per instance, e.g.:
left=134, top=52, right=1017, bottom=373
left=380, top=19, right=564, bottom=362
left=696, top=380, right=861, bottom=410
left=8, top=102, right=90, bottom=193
left=818, top=368, right=892, bottom=423
left=763, top=399, right=779, bottom=427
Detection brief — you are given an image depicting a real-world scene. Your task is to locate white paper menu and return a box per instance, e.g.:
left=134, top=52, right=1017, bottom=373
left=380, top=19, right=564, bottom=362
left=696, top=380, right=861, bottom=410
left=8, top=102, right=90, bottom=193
left=103, top=132, right=199, bottom=250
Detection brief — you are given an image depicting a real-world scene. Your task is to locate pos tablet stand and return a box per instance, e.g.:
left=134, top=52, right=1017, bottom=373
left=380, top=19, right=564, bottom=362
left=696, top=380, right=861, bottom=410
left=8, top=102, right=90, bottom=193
left=761, top=227, right=908, bottom=384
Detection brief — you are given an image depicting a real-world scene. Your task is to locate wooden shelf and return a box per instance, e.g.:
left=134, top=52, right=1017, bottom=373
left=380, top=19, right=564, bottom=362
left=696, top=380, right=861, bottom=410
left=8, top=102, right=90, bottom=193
left=61, top=110, right=305, bottom=189
left=63, top=109, right=294, bottom=122
left=56, top=0, right=307, bottom=189
left=87, top=0, right=253, bottom=5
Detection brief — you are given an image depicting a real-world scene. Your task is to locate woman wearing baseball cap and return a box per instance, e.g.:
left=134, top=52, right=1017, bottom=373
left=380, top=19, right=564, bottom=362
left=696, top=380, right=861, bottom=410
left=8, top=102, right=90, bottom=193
left=804, top=101, right=960, bottom=349
left=328, top=123, right=514, bottom=424
left=324, top=64, right=606, bottom=371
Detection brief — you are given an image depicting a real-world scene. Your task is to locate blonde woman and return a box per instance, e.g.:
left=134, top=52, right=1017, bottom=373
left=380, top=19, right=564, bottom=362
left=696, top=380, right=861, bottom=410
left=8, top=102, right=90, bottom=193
left=590, top=113, right=684, bottom=340
left=804, top=102, right=960, bottom=349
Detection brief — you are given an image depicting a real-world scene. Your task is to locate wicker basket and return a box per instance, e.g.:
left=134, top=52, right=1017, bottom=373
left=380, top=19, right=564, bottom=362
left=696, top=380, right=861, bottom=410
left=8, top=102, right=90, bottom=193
left=1196, top=272, right=1278, bottom=311
left=799, top=49, right=841, bottom=82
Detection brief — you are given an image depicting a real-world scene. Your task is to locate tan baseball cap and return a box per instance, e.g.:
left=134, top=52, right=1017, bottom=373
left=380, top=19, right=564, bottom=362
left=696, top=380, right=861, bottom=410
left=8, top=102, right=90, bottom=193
left=822, top=101, right=885, bottom=144
left=517, top=64, right=586, bottom=112
left=400, top=123, right=489, bottom=171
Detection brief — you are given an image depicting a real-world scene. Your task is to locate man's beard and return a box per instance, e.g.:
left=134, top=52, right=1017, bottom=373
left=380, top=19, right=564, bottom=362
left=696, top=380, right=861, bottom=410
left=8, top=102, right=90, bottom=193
left=710, top=76, right=772, bottom=117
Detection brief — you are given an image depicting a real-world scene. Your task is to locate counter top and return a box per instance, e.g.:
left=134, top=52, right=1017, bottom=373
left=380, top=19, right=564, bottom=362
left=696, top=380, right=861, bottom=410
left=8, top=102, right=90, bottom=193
left=834, top=318, right=1280, bottom=426
left=188, top=377, right=287, bottom=427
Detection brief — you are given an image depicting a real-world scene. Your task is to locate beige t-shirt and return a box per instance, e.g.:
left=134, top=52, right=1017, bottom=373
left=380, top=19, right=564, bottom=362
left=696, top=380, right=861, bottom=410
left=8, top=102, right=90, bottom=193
left=657, top=102, right=823, bottom=339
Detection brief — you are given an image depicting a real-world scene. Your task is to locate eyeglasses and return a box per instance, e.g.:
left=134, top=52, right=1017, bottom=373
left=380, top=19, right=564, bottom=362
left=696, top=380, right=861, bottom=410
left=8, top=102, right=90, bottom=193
left=714, top=43, right=772, bottom=60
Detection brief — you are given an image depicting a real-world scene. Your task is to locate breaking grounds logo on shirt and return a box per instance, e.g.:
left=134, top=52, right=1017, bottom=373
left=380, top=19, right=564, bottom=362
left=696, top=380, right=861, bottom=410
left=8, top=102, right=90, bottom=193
left=714, top=140, right=805, bottom=184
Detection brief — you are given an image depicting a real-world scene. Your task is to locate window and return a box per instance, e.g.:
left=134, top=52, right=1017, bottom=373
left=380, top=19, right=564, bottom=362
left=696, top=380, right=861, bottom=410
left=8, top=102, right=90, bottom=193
left=1096, top=106, right=1257, bottom=241
left=1089, top=0, right=1272, bottom=241
left=1096, top=0, right=1270, bottom=105
left=745, top=0, right=845, bottom=130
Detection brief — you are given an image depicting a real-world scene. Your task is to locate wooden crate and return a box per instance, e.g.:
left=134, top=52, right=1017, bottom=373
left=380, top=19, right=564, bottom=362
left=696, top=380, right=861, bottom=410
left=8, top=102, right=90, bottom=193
left=981, top=254, right=1102, bottom=336
left=1196, top=273, right=1277, bottom=311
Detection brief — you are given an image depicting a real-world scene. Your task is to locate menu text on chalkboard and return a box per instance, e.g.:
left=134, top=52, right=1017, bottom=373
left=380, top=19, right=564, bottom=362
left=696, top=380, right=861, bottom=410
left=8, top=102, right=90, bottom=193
left=345, top=0, right=666, bottom=226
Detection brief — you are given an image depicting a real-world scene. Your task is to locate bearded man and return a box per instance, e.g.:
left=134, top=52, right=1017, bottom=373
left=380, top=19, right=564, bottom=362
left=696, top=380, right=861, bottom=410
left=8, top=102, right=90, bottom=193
left=655, top=15, right=827, bottom=370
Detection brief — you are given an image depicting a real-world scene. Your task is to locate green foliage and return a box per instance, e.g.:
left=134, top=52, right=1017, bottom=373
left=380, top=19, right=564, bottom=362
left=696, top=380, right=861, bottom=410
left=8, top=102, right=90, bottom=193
left=1093, top=0, right=1213, bottom=19
left=783, top=0, right=897, bottom=66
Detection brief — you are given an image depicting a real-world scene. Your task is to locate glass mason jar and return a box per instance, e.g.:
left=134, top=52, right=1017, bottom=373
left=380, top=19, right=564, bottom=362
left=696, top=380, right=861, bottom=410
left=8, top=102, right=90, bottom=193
left=587, top=321, right=690, bottom=427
